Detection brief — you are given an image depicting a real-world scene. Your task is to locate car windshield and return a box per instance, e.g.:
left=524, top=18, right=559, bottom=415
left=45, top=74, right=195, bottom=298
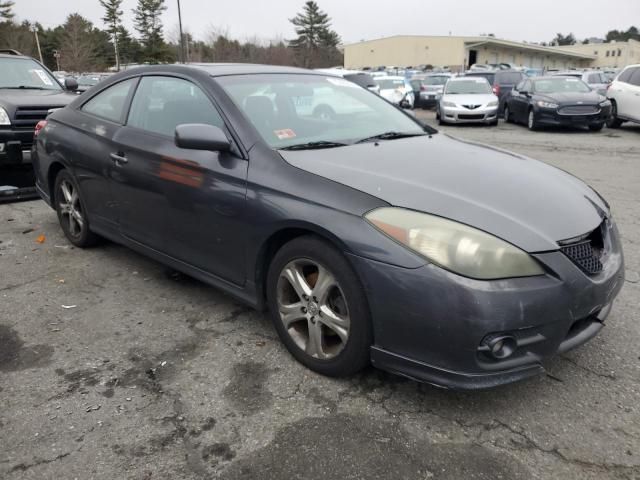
left=0, top=57, right=61, bottom=90
left=445, top=79, right=492, bottom=94
left=424, top=76, right=449, bottom=85
left=534, top=78, right=591, bottom=94
left=217, top=74, right=429, bottom=149
left=375, top=78, right=406, bottom=90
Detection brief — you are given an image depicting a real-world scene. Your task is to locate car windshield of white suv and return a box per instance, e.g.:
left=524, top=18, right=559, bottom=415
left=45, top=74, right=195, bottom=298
left=445, top=79, right=492, bottom=94
left=218, top=74, right=430, bottom=149
left=0, top=57, right=61, bottom=90
left=534, top=78, right=591, bottom=94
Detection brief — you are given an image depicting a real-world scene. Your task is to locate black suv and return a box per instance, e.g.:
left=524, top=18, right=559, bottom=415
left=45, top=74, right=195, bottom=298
left=464, top=70, right=526, bottom=116
left=0, top=50, right=77, bottom=201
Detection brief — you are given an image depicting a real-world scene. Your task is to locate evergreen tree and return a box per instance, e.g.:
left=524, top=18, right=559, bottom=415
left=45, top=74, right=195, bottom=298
left=99, top=0, right=123, bottom=70
left=133, top=0, right=171, bottom=63
left=0, top=1, right=14, bottom=20
left=289, top=1, right=341, bottom=68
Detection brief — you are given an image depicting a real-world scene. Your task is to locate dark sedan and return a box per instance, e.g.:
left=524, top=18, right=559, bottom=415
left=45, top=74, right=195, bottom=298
left=32, top=64, right=624, bottom=390
left=504, top=76, right=612, bottom=131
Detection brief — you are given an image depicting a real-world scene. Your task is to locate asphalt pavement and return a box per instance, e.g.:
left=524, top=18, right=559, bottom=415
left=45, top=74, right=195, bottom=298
left=1, top=111, right=639, bottom=479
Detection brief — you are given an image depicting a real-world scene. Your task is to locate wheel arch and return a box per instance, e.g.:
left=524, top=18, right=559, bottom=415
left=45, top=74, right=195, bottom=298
left=47, top=161, right=67, bottom=205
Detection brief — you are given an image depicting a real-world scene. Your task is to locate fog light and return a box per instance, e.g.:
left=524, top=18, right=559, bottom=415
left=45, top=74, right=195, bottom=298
left=487, top=335, right=518, bottom=359
left=0, top=142, right=5, bottom=153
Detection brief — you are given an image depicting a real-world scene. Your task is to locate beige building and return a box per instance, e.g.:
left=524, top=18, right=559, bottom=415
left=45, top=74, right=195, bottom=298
left=343, top=35, right=594, bottom=72
left=550, top=39, right=640, bottom=69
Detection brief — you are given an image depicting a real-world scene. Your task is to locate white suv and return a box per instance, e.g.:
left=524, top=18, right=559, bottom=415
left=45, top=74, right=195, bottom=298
left=606, top=64, right=640, bottom=128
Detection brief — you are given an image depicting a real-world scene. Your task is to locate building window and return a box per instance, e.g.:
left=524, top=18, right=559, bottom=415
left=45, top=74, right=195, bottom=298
left=605, top=50, right=610, bottom=57
left=594, top=51, right=598, bottom=55
left=618, top=49, right=622, bottom=57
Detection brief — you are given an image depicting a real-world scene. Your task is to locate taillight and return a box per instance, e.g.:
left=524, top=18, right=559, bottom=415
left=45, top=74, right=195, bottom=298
left=34, top=120, right=47, bottom=137
left=492, top=85, right=500, bottom=95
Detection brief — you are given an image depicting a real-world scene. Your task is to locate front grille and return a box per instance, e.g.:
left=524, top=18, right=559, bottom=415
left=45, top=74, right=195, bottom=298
left=560, top=222, right=606, bottom=275
left=558, top=105, right=599, bottom=115
left=458, top=114, right=484, bottom=120
left=13, top=106, right=64, bottom=129
left=462, top=104, right=481, bottom=110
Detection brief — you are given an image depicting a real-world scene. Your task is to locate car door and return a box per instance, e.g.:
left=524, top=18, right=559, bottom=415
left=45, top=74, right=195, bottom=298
left=511, top=79, right=531, bottom=122
left=111, top=74, right=248, bottom=285
left=622, top=68, right=640, bottom=121
left=73, top=78, right=138, bottom=228
left=612, top=67, right=637, bottom=119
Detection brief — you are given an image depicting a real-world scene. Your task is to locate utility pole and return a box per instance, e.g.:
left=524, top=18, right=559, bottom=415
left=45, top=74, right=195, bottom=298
left=177, top=0, right=186, bottom=63
left=33, top=26, right=43, bottom=63
left=53, top=50, right=61, bottom=71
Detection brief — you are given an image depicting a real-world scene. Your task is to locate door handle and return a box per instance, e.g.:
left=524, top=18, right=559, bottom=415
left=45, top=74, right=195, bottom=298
left=110, top=152, right=128, bottom=165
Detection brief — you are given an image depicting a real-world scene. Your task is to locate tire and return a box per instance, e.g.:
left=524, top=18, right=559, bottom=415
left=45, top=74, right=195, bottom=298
left=503, top=105, right=512, bottom=123
left=266, top=235, right=372, bottom=377
left=588, top=123, right=604, bottom=132
left=606, top=102, right=623, bottom=129
left=527, top=109, right=539, bottom=131
left=54, top=169, right=99, bottom=248
left=313, top=105, right=336, bottom=121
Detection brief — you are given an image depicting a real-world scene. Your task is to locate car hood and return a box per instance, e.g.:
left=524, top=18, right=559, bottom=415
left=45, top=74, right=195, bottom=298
left=442, top=93, right=497, bottom=105
left=534, top=91, right=603, bottom=105
left=279, top=135, right=608, bottom=252
left=0, top=89, right=77, bottom=112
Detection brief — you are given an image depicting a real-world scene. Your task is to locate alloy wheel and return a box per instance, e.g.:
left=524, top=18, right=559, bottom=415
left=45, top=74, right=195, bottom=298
left=57, top=179, right=84, bottom=238
left=528, top=111, right=536, bottom=130
left=276, top=259, right=350, bottom=360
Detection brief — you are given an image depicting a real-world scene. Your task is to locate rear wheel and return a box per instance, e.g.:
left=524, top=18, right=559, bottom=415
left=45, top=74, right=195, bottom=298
left=606, top=102, right=623, bottom=128
left=266, top=236, right=372, bottom=377
left=503, top=104, right=512, bottom=123
left=54, top=169, right=99, bottom=248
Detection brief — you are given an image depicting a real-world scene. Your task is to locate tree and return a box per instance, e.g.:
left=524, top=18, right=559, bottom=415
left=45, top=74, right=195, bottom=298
left=289, top=1, right=342, bottom=68
left=99, top=0, right=123, bottom=70
left=58, top=14, right=98, bottom=72
left=551, top=32, right=576, bottom=46
left=0, top=1, right=14, bottom=20
left=605, top=26, right=640, bottom=42
left=133, top=0, right=171, bottom=63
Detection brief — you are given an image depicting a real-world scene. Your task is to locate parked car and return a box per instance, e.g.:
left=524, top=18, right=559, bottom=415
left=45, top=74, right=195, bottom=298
left=436, top=76, right=499, bottom=125
left=0, top=49, right=77, bottom=202
left=606, top=64, right=640, bottom=128
left=76, top=74, right=111, bottom=93
left=550, top=70, right=610, bottom=96
left=33, top=64, right=624, bottom=390
left=410, top=73, right=451, bottom=108
left=374, top=76, right=414, bottom=108
left=464, top=70, right=526, bottom=115
left=316, top=69, right=380, bottom=94
left=504, top=76, right=611, bottom=131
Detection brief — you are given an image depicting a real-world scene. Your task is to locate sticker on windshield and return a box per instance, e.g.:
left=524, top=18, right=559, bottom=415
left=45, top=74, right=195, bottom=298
left=274, top=129, right=297, bottom=140
left=326, top=77, right=358, bottom=88
left=32, top=69, right=53, bottom=85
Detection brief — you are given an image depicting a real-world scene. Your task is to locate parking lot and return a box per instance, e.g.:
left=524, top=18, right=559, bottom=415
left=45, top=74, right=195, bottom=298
left=1, top=114, right=639, bottom=480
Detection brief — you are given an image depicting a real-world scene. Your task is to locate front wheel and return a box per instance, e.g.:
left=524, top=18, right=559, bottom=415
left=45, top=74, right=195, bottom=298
left=266, top=236, right=372, bottom=377
left=606, top=102, right=623, bottom=128
left=527, top=110, right=539, bottom=131
left=54, top=169, right=99, bottom=248
left=503, top=105, right=512, bottom=123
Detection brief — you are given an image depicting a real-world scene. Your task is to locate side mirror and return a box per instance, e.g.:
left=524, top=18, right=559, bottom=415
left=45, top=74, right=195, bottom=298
left=175, top=124, right=231, bottom=152
left=520, top=90, right=530, bottom=97
left=64, top=77, right=78, bottom=91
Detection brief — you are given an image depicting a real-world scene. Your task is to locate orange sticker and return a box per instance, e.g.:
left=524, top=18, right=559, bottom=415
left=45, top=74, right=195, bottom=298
left=36, top=234, right=46, bottom=244
left=274, top=129, right=296, bottom=140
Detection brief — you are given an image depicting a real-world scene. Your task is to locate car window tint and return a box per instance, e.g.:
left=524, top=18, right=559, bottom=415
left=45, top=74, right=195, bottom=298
left=127, top=76, right=224, bottom=137
left=81, top=78, right=136, bottom=123
left=628, top=68, right=640, bottom=87
left=617, top=67, right=635, bottom=83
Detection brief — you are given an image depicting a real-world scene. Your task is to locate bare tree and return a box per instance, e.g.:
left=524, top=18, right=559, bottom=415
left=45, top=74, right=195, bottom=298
left=59, top=14, right=97, bottom=72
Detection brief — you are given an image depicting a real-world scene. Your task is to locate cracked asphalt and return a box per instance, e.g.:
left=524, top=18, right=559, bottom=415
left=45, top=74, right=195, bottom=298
left=1, top=111, right=639, bottom=479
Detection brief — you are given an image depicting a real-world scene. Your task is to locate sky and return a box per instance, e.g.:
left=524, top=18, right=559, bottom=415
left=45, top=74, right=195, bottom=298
left=11, top=0, right=640, bottom=45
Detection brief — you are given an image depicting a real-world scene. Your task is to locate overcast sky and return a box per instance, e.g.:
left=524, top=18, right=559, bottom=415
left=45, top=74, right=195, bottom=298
left=11, top=0, right=640, bottom=45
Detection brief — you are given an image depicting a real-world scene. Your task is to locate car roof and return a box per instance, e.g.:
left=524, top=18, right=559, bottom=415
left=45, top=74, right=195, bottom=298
left=119, top=63, right=316, bottom=77
left=449, top=76, right=489, bottom=82
left=0, top=53, right=32, bottom=60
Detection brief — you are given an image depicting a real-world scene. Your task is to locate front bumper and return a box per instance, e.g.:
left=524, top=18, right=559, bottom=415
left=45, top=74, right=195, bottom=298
left=536, top=105, right=611, bottom=127
left=419, top=91, right=440, bottom=106
left=441, top=105, right=498, bottom=124
left=348, top=221, right=625, bottom=390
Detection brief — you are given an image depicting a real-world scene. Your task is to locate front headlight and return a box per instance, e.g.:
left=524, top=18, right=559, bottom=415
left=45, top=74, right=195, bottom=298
left=487, top=100, right=499, bottom=107
left=365, top=208, right=544, bottom=280
left=0, top=107, right=11, bottom=126
left=441, top=101, right=456, bottom=107
left=536, top=100, right=558, bottom=109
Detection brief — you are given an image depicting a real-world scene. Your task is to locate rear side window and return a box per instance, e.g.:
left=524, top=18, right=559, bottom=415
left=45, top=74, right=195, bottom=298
left=81, top=78, right=136, bottom=123
left=629, top=68, right=640, bottom=87
left=497, top=72, right=524, bottom=85
left=617, top=67, right=636, bottom=84
left=127, top=76, right=224, bottom=137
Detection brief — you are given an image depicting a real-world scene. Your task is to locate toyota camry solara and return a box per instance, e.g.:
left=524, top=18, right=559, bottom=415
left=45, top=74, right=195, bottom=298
left=32, top=64, right=625, bottom=390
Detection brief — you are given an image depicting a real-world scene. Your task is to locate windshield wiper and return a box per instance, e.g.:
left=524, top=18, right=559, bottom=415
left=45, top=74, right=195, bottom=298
left=356, top=131, right=427, bottom=144
left=0, top=85, right=50, bottom=90
left=279, top=141, right=349, bottom=151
